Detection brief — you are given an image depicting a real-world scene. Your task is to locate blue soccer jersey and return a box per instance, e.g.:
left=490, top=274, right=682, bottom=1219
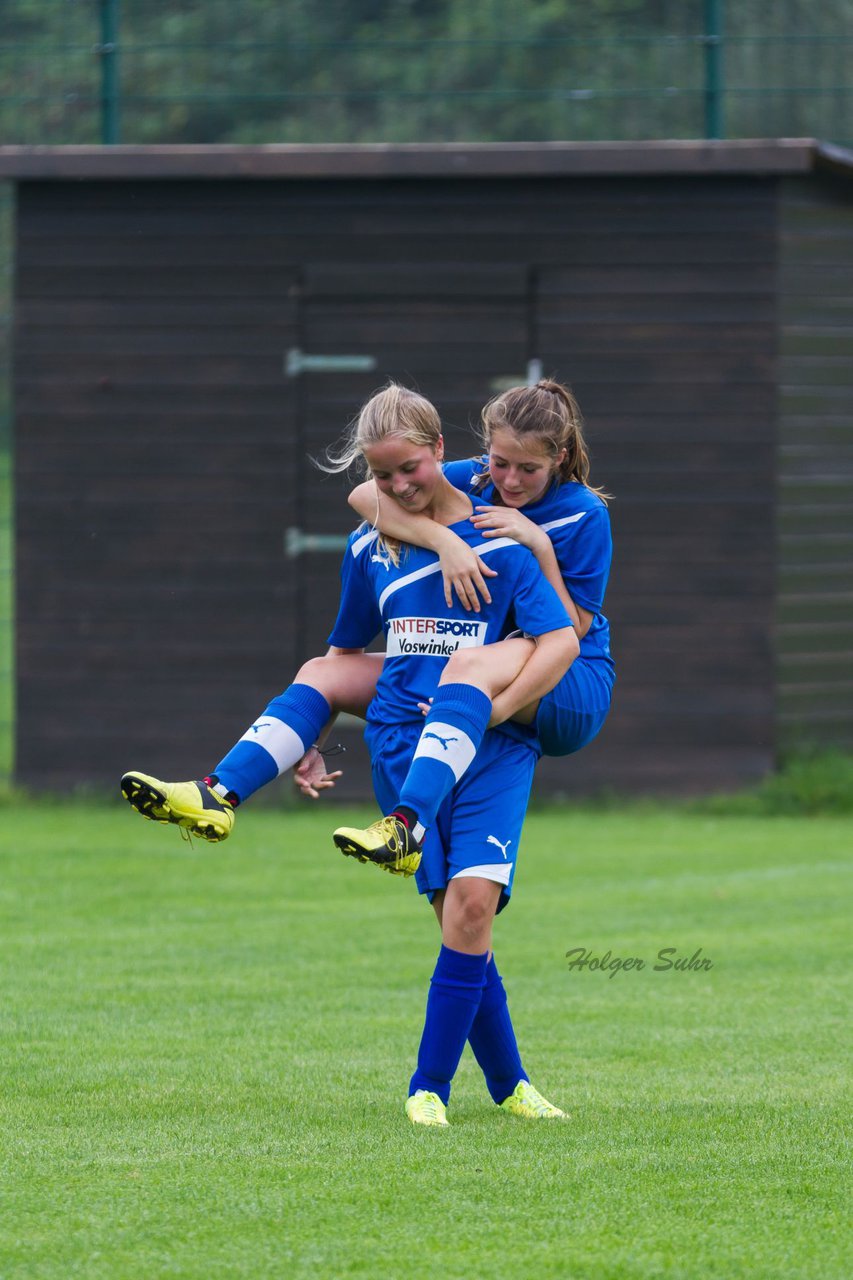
left=327, top=518, right=572, bottom=748
left=443, top=457, right=613, bottom=663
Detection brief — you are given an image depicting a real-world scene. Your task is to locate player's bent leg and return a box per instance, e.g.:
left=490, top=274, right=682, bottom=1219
left=437, top=635, right=534, bottom=699
left=237, top=651, right=379, bottom=796
left=295, top=651, right=384, bottom=717
left=122, top=652, right=386, bottom=835
left=120, top=773, right=235, bottom=842
left=211, top=653, right=383, bottom=805
left=387, top=638, right=537, bottom=845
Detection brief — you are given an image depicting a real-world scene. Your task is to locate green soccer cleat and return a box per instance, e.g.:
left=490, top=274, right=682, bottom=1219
left=406, top=1090, right=449, bottom=1127
left=120, top=771, right=235, bottom=843
left=332, top=815, right=422, bottom=877
left=500, top=1081, right=567, bottom=1119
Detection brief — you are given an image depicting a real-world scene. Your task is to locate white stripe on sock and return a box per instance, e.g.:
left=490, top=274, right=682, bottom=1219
left=238, top=718, right=308, bottom=775
left=413, top=721, right=477, bottom=780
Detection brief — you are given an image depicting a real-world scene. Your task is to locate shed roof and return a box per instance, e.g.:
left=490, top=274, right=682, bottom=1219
left=0, top=138, right=851, bottom=181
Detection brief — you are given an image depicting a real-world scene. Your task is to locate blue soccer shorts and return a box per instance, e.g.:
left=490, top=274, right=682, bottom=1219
left=535, top=656, right=615, bottom=757
left=365, top=721, right=537, bottom=913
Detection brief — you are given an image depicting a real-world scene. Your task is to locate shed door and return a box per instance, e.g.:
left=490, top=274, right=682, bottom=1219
left=12, top=179, right=308, bottom=784
left=287, top=264, right=533, bottom=663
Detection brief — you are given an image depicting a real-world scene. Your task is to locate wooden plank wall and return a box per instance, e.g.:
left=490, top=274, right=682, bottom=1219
left=14, top=175, right=778, bottom=796
left=297, top=177, right=779, bottom=795
left=14, top=182, right=304, bottom=788
left=533, top=176, right=778, bottom=795
left=777, top=175, right=853, bottom=753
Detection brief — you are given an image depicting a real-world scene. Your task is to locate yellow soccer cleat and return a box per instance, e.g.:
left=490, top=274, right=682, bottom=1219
left=406, top=1090, right=449, bottom=1127
left=333, top=815, right=422, bottom=877
left=120, top=772, right=235, bottom=843
left=500, top=1081, right=567, bottom=1120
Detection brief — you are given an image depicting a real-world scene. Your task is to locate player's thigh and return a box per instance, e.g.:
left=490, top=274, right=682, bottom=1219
left=439, top=636, right=535, bottom=697
left=296, top=651, right=384, bottom=717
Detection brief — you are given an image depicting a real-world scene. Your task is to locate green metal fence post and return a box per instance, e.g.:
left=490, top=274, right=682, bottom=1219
left=98, top=0, right=120, bottom=144
left=703, top=0, right=724, bottom=139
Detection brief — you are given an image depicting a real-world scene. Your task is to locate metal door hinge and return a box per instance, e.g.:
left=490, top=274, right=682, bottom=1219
left=285, top=348, right=377, bottom=377
left=489, top=358, right=544, bottom=394
left=286, top=528, right=350, bottom=558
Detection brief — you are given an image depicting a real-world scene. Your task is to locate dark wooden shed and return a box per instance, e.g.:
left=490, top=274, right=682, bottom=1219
left=1, top=139, right=851, bottom=798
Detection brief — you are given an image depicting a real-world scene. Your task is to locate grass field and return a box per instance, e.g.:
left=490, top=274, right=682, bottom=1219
left=1, top=798, right=849, bottom=1279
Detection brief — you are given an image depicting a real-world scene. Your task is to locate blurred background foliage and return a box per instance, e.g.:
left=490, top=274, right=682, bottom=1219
left=0, top=0, right=850, bottom=147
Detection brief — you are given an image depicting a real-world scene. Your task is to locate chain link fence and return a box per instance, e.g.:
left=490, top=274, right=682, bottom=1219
left=1, top=0, right=851, bottom=148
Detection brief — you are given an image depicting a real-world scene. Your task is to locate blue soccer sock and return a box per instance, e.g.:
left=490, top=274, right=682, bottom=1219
left=467, top=954, right=529, bottom=1104
left=210, top=683, right=331, bottom=804
left=396, top=683, right=492, bottom=837
left=409, top=944, right=489, bottom=1106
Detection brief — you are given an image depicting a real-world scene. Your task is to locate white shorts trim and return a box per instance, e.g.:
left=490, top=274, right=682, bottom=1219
left=451, top=862, right=514, bottom=887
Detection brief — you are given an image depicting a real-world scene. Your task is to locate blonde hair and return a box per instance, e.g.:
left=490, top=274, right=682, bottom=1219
left=322, top=382, right=442, bottom=476
left=477, top=379, right=610, bottom=503
left=321, top=382, right=443, bottom=565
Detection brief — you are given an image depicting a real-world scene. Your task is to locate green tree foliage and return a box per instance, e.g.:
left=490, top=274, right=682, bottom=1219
left=0, top=0, right=850, bottom=145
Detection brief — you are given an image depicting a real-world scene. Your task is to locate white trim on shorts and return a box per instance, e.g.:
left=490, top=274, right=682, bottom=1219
left=451, top=862, right=514, bottom=887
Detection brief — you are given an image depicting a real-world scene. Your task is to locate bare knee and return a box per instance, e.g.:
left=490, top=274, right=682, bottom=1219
left=441, top=646, right=491, bottom=688
left=443, top=878, right=499, bottom=949
left=295, top=654, right=356, bottom=709
left=293, top=652, right=380, bottom=719
left=440, top=636, right=535, bottom=698
left=295, top=655, right=338, bottom=698
left=457, top=894, right=491, bottom=940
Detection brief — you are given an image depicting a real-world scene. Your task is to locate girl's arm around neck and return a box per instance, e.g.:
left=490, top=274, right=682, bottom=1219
left=348, top=480, right=497, bottom=612
left=349, top=480, right=446, bottom=550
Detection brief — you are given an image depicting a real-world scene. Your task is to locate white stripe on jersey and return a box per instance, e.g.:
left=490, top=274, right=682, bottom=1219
left=413, top=721, right=478, bottom=780
left=377, top=536, right=519, bottom=613
left=540, top=512, right=586, bottom=534
left=238, top=718, right=306, bottom=774
left=351, top=527, right=380, bottom=558
left=452, top=862, right=514, bottom=887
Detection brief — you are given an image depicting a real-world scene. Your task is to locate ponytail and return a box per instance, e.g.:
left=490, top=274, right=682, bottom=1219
left=480, top=379, right=610, bottom=503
